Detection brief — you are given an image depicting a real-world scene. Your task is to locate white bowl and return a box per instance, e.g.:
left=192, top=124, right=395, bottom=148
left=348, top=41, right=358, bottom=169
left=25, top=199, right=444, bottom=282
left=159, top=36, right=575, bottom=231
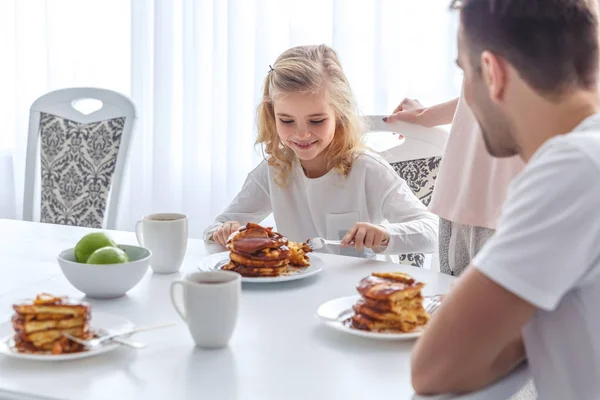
left=57, top=245, right=152, bottom=299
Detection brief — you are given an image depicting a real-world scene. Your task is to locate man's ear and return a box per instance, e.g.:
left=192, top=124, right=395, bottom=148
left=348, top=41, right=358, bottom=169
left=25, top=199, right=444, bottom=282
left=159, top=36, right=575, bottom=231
left=480, top=51, right=507, bottom=104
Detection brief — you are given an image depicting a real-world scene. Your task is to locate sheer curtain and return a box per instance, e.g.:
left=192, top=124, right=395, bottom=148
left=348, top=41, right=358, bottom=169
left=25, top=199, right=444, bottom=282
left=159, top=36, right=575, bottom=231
left=0, top=0, right=460, bottom=237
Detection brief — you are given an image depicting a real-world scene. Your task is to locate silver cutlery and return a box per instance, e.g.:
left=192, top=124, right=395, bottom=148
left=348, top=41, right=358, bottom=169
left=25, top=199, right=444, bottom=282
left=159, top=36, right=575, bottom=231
left=307, top=236, right=388, bottom=250
left=307, top=237, right=343, bottom=250
left=62, top=322, right=176, bottom=348
left=425, top=296, right=442, bottom=315
left=318, top=309, right=354, bottom=323
left=111, top=336, right=147, bottom=349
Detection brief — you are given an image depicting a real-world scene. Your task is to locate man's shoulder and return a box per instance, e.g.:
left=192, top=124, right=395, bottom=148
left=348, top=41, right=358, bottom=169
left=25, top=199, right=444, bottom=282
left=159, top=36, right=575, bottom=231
left=526, top=130, right=600, bottom=179
left=499, top=130, right=600, bottom=219
left=560, top=130, right=600, bottom=169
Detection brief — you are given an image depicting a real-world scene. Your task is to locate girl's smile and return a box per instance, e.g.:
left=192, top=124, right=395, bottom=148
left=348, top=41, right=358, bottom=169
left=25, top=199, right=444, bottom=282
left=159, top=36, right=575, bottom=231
left=274, top=91, right=336, bottom=177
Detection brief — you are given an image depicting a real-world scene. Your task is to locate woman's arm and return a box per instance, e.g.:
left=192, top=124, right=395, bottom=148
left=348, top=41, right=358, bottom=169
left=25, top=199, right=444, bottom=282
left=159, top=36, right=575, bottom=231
left=386, top=97, right=459, bottom=127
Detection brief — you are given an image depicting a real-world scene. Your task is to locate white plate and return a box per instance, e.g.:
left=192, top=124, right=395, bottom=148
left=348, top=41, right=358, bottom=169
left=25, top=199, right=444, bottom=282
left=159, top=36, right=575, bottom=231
left=0, top=312, right=135, bottom=361
left=316, top=295, right=432, bottom=340
left=198, top=251, right=323, bottom=283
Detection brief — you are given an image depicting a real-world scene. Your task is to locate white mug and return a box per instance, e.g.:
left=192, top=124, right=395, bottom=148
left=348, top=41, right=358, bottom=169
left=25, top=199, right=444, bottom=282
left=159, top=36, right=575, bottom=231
left=135, top=213, right=188, bottom=274
left=170, top=271, right=241, bottom=348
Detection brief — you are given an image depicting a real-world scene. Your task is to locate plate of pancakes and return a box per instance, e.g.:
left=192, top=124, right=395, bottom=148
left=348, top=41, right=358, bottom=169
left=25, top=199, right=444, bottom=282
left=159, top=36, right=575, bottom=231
left=0, top=293, right=134, bottom=361
left=316, top=272, right=433, bottom=340
left=201, top=223, right=323, bottom=282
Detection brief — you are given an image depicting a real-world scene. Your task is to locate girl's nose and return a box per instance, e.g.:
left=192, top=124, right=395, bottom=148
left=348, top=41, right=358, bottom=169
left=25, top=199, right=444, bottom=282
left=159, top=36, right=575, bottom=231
left=295, top=127, right=310, bottom=139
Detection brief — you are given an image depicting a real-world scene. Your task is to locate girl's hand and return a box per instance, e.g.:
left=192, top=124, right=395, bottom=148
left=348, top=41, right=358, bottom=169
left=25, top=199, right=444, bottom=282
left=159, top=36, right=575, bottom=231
left=212, top=221, right=241, bottom=248
left=341, top=223, right=390, bottom=251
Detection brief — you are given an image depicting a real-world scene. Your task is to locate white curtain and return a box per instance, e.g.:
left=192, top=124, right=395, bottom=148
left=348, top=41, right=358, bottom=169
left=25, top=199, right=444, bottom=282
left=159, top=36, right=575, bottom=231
left=0, top=0, right=460, bottom=238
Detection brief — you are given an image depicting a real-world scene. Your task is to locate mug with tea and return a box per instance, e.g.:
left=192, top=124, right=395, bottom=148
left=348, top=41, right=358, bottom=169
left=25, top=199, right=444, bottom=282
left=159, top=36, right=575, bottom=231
left=135, top=213, right=188, bottom=274
left=170, top=271, right=241, bottom=348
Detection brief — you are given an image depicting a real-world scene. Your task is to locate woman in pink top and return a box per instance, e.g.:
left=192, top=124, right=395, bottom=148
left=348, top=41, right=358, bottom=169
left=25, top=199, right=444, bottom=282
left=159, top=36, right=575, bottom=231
left=385, top=84, right=525, bottom=276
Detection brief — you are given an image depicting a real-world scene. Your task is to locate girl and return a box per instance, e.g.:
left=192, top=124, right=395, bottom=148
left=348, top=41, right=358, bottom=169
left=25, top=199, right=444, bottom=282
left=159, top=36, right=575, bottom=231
left=204, top=44, right=438, bottom=262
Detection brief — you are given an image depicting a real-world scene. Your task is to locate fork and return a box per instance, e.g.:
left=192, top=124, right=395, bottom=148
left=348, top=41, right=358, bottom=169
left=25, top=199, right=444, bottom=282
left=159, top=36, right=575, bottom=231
left=110, top=336, right=147, bottom=349
left=306, top=237, right=343, bottom=250
left=425, top=297, right=442, bottom=315
left=62, top=322, right=176, bottom=348
left=318, top=308, right=354, bottom=323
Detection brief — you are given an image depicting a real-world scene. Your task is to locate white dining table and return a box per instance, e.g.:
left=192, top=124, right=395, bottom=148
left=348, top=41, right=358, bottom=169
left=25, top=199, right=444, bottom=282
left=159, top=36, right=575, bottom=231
left=0, top=219, right=530, bottom=400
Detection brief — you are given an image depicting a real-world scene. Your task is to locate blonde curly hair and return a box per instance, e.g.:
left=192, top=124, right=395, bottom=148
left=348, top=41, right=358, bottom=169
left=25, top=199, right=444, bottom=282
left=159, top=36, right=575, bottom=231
left=256, top=44, right=365, bottom=186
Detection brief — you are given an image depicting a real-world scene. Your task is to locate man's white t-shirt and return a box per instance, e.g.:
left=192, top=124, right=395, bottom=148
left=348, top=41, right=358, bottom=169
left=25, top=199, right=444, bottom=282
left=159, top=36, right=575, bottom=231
left=203, top=151, right=438, bottom=262
left=473, top=114, right=600, bottom=400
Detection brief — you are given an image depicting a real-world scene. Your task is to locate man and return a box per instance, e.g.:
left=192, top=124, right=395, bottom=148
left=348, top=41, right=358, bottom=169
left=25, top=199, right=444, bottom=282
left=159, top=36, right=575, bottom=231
left=411, top=1, right=600, bottom=399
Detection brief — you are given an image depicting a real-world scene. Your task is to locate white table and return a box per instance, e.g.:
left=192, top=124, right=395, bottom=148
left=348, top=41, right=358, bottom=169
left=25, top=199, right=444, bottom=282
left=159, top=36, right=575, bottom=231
left=0, top=220, right=530, bottom=400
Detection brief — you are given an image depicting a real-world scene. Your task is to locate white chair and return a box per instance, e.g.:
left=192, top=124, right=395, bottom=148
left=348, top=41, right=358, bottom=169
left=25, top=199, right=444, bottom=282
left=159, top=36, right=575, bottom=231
left=364, top=115, right=447, bottom=162
left=23, top=88, right=136, bottom=230
left=363, top=115, right=448, bottom=269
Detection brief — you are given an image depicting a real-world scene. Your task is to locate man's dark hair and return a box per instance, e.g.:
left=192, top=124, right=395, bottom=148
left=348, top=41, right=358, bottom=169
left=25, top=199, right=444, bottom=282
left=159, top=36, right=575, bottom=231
left=451, top=0, right=599, bottom=97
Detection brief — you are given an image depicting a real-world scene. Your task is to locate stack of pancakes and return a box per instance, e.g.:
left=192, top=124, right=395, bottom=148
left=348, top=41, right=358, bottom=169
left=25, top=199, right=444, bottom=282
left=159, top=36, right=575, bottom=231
left=12, top=293, right=92, bottom=354
left=350, top=272, right=429, bottom=333
left=224, top=223, right=291, bottom=277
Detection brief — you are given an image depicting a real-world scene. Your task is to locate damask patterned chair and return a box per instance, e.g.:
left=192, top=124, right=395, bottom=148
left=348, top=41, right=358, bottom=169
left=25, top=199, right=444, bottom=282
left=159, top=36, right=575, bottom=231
left=363, top=115, right=447, bottom=268
left=23, top=88, right=136, bottom=230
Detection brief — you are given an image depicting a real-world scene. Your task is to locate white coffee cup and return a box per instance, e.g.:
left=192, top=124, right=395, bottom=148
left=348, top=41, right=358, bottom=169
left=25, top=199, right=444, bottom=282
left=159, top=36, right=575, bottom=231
left=170, top=271, right=241, bottom=348
left=135, top=213, right=188, bottom=274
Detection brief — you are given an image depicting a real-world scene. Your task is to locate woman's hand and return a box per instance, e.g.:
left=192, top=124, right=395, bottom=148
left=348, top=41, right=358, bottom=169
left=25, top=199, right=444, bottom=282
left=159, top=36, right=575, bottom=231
left=212, top=221, right=241, bottom=248
left=384, top=98, right=428, bottom=125
left=341, top=223, right=390, bottom=251
left=385, top=97, right=459, bottom=127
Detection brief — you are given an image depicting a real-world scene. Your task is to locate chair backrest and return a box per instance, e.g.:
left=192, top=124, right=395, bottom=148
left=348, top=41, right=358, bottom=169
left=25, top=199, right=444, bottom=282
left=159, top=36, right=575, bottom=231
left=363, top=115, right=448, bottom=206
left=363, top=115, right=448, bottom=267
left=23, top=87, right=136, bottom=230
left=363, top=115, right=447, bottom=163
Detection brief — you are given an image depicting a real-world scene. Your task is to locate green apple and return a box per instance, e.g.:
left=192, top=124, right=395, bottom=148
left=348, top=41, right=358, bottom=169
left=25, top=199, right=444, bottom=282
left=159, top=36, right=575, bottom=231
left=87, top=246, right=129, bottom=264
left=74, top=232, right=117, bottom=263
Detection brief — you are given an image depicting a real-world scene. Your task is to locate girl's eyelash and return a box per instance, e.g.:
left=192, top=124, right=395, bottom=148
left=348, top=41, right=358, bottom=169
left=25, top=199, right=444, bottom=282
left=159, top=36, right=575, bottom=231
left=278, top=118, right=326, bottom=124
